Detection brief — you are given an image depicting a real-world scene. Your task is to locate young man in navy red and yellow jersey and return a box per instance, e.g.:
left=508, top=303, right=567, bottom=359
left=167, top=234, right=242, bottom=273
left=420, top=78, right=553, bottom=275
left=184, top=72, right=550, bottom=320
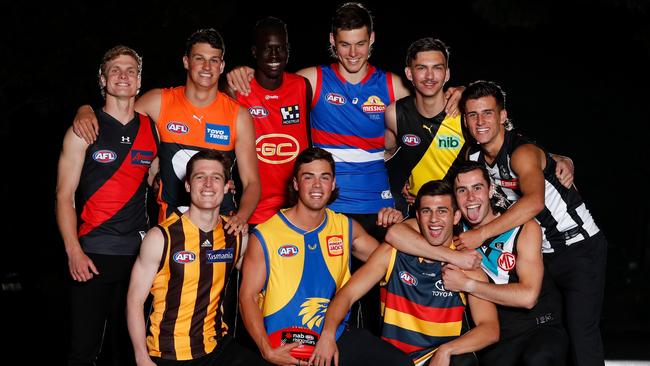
left=442, top=161, right=568, bottom=366
left=310, top=180, right=499, bottom=366
left=73, top=28, right=260, bottom=236
left=56, top=45, right=158, bottom=366
left=239, top=147, right=408, bottom=366
left=227, top=17, right=311, bottom=227
left=126, top=150, right=267, bottom=366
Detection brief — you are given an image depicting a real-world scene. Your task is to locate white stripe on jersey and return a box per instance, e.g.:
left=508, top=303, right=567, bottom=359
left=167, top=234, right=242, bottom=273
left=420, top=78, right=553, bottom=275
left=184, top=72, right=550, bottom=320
left=322, top=147, right=385, bottom=163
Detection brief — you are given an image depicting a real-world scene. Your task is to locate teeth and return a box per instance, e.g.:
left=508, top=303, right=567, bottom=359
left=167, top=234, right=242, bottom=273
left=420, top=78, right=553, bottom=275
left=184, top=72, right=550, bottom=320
left=268, top=63, right=280, bottom=67
left=467, top=204, right=480, bottom=208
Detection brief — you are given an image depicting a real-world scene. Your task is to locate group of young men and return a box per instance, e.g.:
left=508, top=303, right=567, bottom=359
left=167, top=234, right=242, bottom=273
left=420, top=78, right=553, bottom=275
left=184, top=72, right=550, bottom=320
left=56, top=2, right=608, bottom=366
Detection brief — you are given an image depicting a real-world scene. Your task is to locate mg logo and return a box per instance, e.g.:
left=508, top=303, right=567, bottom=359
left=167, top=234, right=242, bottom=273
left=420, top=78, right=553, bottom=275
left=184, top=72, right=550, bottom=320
left=497, top=252, right=516, bottom=271
left=256, top=134, right=300, bottom=164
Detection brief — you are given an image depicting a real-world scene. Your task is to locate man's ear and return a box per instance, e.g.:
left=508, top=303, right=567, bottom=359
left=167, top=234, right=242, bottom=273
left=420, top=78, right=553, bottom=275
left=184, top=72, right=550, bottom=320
left=99, top=75, right=106, bottom=88
left=293, top=177, right=299, bottom=192
left=185, top=179, right=191, bottom=193
left=453, top=209, right=462, bottom=225
left=405, top=66, right=413, bottom=83
left=183, top=55, right=189, bottom=70
left=499, top=108, right=508, bottom=126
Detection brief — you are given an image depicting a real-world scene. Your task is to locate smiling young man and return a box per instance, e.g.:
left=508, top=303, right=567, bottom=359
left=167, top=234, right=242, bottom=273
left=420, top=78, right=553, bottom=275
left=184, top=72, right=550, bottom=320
left=310, top=180, right=499, bottom=366
left=442, top=161, right=567, bottom=366
left=239, top=147, right=405, bottom=366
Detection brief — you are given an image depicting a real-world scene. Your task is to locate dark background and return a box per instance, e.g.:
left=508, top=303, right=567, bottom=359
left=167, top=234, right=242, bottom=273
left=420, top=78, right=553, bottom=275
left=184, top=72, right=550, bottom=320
left=1, top=0, right=648, bottom=361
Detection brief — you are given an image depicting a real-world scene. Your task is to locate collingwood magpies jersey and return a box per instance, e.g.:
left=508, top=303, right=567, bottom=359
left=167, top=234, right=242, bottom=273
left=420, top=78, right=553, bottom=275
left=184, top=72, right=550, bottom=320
left=468, top=129, right=599, bottom=253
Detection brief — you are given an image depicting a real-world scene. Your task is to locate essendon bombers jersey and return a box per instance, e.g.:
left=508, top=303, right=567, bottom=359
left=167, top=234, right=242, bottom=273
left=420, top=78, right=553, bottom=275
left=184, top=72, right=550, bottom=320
left=76, top=110, right=157, bottom=255
left=236, top=73, right=311, bottom=224
left=156, top=87, right=239, bottom=222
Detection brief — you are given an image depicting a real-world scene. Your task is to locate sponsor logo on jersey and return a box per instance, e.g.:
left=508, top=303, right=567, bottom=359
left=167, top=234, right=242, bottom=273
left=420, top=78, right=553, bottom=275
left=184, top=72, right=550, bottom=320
left=278, top=244, right=299, bottom=257
left=280, top=105, right=300, bottom=124
left=361, top=95, right=386, bottom=113
left=205, top=123, right=231, bottom=145
left=207, top=248, right=235, bottom=263
left=399, top=271, right=418, bottom=286
left=326, top=93, right=346, bottom=105
left=381, top=190, right=393, bottom=199
left=432, top=279, right=454, bottom=297
left=437, top=135, right=461, bottom=149
left=326, top=235, right=344, bottom=256
left=256, top=134, right=300, bottom=164
left=173, top=251, right=196, bottom=264
left=495, top=177, right=519, bottom=189
left=93, top=150, right=117, bottom=163
left=201, top=239, right=212, bottom=248
left=497, top=252, right=516, bottom=271
left=131, top=150, right=154, bottom=165
left=167, top=121, right=189, bottom=134
left=265, top=94, right=279, bottom=100
left=402, top=134, right=421, bottom=146
left=121, top=136, right=131, bottom=144
left=248, top=106, right=269, bottom=118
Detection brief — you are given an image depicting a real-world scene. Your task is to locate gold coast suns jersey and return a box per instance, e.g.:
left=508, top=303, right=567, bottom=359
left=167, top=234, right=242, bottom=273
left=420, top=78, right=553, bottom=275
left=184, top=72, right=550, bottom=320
left=156, top=87, right=239, bottom=222
left=147, top=213, right=241, bottom=360
left=253, top=208, right=352, bottom=351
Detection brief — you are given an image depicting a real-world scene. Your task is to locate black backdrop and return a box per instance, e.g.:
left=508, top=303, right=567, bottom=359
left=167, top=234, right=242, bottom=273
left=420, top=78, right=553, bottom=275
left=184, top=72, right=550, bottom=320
left=1, top=0, right=648, bottom=360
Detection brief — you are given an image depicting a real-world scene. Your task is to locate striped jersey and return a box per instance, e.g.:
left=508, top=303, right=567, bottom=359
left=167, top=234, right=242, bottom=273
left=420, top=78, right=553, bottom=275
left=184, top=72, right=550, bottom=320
left=236, top=73, right=311, bottom=224
left=475, top=225, right=562, bottom=339
left=468, top=129, right=600, bottom=253
left=254, top=209, right=352, bottom=347
left=311, top=64, right=395, bottom=214
left=380, top=248, right=468, bottom=366
left=77, top=110, right=157, bottom=255
left=147, top=213, right=242, bottom=360
left=386, top=96, right=466, bottom=196
left=156, top=87, right=239, bottom=222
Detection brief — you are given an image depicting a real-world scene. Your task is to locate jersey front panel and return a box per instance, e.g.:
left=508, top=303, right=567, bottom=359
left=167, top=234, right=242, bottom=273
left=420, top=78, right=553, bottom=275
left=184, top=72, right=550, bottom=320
left=475, top=225, right=563, bottom=339
left=237, top=73, right=310, bottom=224
left=311, top=64, right=394, bottom=214
left=147, top=214, right=241, bottom=360
left=380, top=249, right=467, bottom=365
left=77, top=111, right=157, bottom=255
left=156, top=87, right=239, bottom=221
left=386, top=96, right=466, bottom=196
left=468, top=129, right=599, bottom=253
left=254, top=208, right=352, bottom=344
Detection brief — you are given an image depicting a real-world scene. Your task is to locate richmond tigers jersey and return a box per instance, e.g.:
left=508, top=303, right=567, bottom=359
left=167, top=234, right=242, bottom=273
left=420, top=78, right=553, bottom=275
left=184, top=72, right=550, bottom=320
left=254, top=209, right=352, bottom=347
left=236, top=73, right=311, bottom=224
left=147, top=213, right=241, bottom=360
left=386, top=96, right=466, bottom=196
left=311, top=64, right=395, bottom=214
left=156, top=87, right=239, bottom=222
left=77, top=110, right=157, bottom=255
left=475, top=225, right=563, bottom=339
left=380, top=248, right=468, bottom=366
left=468, top=129, right=599, bottom=253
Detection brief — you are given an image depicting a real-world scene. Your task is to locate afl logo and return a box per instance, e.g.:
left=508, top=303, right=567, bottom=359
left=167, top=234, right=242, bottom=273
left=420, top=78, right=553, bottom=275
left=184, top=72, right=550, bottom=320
left=278, top=245, right=299, bottom=257
left=497, top=252, right=516, bottom=271
left=167, top=122, right=189, bottom=134
left=256, top=134, right=300, bottom=164
left=248, top=106, right=269, bottom=118
left=326, top=93, right=346, bottom=105
left=402, top=134, right=421, bottom=146
left=173, top=251, right=196, bottom=264
left=399, top=271, right=418, bottom=286
left=92, top=150, right=117, bottom=163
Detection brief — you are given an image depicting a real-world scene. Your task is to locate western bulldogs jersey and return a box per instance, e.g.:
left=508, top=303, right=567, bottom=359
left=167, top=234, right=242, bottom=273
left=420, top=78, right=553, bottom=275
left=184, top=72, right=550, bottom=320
left=310, top=64, right=395, bottom=214
left=77, top=110, right=157, bottom=255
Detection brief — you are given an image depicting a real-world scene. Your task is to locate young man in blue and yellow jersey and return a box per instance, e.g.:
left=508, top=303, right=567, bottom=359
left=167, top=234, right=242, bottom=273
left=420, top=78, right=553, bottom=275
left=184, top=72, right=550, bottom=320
left=239, top=147, right=409, bottom=366
left=310, top=180, right=499, bottom=366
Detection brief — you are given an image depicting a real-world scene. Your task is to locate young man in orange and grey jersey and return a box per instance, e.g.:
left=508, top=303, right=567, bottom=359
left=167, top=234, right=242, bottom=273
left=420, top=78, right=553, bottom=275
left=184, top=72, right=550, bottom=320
left=227, top=16, right=311, bottom=226
left=73, top=28, right=260, bottom=236
left=126, top=150, right=267, bottom=365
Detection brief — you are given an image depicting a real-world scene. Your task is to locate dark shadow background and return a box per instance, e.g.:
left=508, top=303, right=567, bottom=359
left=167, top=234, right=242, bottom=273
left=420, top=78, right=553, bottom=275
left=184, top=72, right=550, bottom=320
left=1, top=0, right=648, bottom=361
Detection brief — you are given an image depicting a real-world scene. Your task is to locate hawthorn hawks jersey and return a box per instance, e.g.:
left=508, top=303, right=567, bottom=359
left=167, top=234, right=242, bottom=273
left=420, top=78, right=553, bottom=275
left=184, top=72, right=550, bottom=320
left=311, top=64, right=395, bottom=214
left=147, top=214, right=242, bottom=360
left=77, top=110, right=157, bottom=255
left=156, top=87, right=239, bottom=222
left=236, top=73, right=310, bottom=224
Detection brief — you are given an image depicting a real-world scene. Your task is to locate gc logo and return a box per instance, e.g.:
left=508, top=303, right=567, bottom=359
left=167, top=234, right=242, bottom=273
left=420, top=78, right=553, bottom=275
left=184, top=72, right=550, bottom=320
left=256, top=134, right=300, bottom=164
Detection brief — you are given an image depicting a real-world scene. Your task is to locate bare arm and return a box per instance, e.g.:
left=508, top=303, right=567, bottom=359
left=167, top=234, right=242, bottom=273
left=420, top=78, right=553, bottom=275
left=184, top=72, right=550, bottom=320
left=389, top=72, right=410, bottom=100
left=224, top=108, right=261, bottom=235
left=443, top=221, right=543, bottom=309
left=133, top=88, right=163, bottom=122
left=126, top=227, right=165, bottom=366
left=310, top=244, right=393, bottom=366
left=225, top=66, right=255, bottom=96
left=430, top=270, right=499, bottom=366
left=385, top=219, right=481, bottom=270
left=384, top=103, right=399, bottom=159
left=297, top=66, right=318, bottom=97
left=350, top=219, right=380, bottom=262
left=55, top=127, right=99, bottom=282
left=457, top=144, right=546, bottom=250
left=239, top=234, right=300, bottom=365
